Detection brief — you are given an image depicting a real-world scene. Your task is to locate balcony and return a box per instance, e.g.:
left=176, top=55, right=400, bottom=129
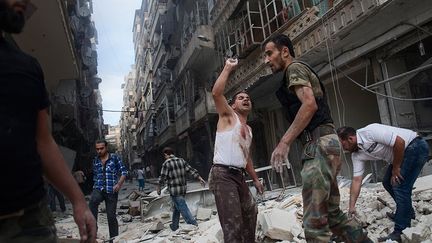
left=155, top=104, right=176, bottom=146
left=175, top=25, right=215, bottom=77
left=175, top=105, right=190, bottom=135
left=296, top=0, right=429, bottom=72
left=194, top=91, right=217, bottom=121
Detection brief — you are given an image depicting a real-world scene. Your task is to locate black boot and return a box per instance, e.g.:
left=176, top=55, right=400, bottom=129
left=377, top=231, right=402, bottom=243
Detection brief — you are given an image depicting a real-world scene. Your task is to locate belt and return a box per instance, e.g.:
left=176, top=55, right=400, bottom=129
left=301, top=123, right=335, bottom=145
left=212, top=164, right=245, bottom=174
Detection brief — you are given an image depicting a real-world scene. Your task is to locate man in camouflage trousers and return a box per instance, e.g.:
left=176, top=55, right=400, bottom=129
left=263, top=34, right=372, bottom=242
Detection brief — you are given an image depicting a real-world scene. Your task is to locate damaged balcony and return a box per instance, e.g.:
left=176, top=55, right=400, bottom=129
left=295, top=0, right=430, bottom=73
left=175, top=0, right=215, bottom=78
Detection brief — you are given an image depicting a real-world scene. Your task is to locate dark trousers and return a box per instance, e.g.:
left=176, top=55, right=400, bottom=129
left=48, top=184, right=65, bottom=212
left=209, top=166, right=257, bottom=243
left=89, top=190, right=119, bottom=238
left=0, top=198, right=57, bottom=243
left=382, top=137, right=429, bottom=232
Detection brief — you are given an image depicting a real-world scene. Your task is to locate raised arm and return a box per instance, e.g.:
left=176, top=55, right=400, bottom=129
left=212, top=58, right=238, bottom=118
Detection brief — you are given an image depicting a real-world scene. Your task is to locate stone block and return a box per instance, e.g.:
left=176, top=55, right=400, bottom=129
left=149, top=220, right=164, bottom=232
left=259, top=208, right=302, bottom=241
left=196, top=207, right=212, bottom=221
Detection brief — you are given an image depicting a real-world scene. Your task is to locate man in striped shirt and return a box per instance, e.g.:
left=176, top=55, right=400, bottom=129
left=157, top=147, right=206, bottom=231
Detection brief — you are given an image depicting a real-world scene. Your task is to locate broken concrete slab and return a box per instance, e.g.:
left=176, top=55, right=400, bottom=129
left=259, top=208, right=302, bottom=241
left=196, top=207, right=212, bottom=221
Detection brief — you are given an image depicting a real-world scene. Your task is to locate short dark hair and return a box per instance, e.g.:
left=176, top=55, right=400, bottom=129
left=228, top=90, right=249, bottom=105
left=336, top=127, right=356, bottom=140
left=162, top=147, right=174, bottom=155
left=262, top=34, right=295, bottom=58
left=95, top=139, right=108, bottom=146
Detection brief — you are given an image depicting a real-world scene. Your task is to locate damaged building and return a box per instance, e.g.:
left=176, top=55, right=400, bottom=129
left=122, top=0, right=432, bottom=185
left=7, top=0, right=104, bottom=176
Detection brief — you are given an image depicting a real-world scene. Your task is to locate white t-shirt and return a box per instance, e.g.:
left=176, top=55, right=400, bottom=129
left=351, top=123, right=417, bottom=177
left=137, top=169, right=144, bottom=179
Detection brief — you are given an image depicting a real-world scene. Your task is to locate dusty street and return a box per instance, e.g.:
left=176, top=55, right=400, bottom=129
left=54, top=173, right=432, bottom=243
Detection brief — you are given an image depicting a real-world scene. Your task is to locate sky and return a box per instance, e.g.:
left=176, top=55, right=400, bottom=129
left=92, top=0, right=141, bottom=125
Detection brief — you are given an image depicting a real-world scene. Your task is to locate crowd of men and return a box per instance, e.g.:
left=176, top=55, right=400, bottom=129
left=1, top=1, right=429, bottom=243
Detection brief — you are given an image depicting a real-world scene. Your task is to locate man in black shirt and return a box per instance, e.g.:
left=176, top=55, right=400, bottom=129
left=0, top=1, right=96, bottom=242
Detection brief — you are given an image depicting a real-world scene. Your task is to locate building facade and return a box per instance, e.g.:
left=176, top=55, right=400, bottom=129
left=124, top=0, right=432, bottom=183
left=10, top=0, right=104, bottom=172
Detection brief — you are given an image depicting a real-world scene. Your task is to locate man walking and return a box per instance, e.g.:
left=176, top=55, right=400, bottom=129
left=89, top=140, right=128, bottom=240
left=0, top=1, right=96, bottom=242
left=209, top=58, right=264, bottom=243
left=263, top=34, right=371, bottom=242
left=337, top=124, right=429, bottom=242
left=157, top=147, right=206, bottom=231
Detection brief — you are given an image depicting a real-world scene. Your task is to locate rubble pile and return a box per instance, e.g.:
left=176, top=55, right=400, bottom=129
left=54, top=175, right=432, bottom=243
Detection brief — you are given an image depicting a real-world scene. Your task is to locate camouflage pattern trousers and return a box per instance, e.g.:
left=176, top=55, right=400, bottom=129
left=0, top=198, right=57, bottom=243
left=302, top=134, right=370, bottom=243
left=209, top=165, right=258, bottom=243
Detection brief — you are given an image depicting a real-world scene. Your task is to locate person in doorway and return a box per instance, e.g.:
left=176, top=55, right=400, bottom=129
left=137, top=168, right=145, bottom=191
left=157, top=147, right=206, bottom=231
left=337, top=124, right=429, bottom=242
left=209, top=58, right=264, bottom=243
left=263, top=34, right=371, bottom=242
left=0, top=1, right=96, bottom=242
left=89, top=140, right=128, bottom=240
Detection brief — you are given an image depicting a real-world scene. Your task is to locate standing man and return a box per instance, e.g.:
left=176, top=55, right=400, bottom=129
left=337, top=124, right=429, bottom=242
left=0, top=1, right=96, bottom=242
left=89, top=140, right=128, bottom=240
left=137, top=167, right=145, bottom=191
left=157, top=147, right=206, bottom=231
left=209, top=58, right=264, bottom=243
left=48, top=183, right=66, bottom=212
left=263, top=34, right=371, bottom=242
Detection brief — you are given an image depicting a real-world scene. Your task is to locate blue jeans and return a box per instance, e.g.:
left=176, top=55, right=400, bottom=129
left=382, top=137, right=429, bottom=232
left=170, top=195, right=197, bottom=230
left=89, top=190, right=119, bottom=238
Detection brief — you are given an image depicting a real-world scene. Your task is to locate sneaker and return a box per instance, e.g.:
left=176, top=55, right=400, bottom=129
left=377, top=231, right=401, bottom=243
left=386, top=211, right=415, bottom=221
left=169, top=223, right=178, bottom=231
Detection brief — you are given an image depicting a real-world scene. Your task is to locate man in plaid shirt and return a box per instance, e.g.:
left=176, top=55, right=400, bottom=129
left=157, top=147, right=206, bottom=231
left=89, top=139, right=128, bottom=240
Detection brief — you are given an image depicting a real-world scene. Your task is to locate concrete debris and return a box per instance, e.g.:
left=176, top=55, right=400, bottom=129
left=121, top=215, right=132, bottom=223
left=259, top=208, right=303, bottom=241
left=53, top=177, right=432, bottom=243
left=128, top=200, right=140, bottom=216
left=196, top=207, right=213, bottom=221
left=149, top=220, right=164, bottom=232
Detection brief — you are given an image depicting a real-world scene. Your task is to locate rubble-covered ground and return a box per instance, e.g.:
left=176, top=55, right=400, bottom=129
left=55, top=174, right=432, bottom=243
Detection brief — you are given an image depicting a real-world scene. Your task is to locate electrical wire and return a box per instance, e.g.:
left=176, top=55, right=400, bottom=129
left=333, top=64, right=432, bottom=101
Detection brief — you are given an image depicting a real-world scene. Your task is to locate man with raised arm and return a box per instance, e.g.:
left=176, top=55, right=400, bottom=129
left=209, top=58, right=264, bottom=243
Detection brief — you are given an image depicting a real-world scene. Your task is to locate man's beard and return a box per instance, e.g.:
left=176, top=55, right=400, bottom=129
left=0, top=3, right=26, bottom=34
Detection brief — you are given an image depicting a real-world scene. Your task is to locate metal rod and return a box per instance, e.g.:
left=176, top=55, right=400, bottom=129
left=365, top=63, right=432, bottom=89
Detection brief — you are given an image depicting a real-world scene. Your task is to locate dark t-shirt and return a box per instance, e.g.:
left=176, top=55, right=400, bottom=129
left=0, top=37, right=50, bottom=214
